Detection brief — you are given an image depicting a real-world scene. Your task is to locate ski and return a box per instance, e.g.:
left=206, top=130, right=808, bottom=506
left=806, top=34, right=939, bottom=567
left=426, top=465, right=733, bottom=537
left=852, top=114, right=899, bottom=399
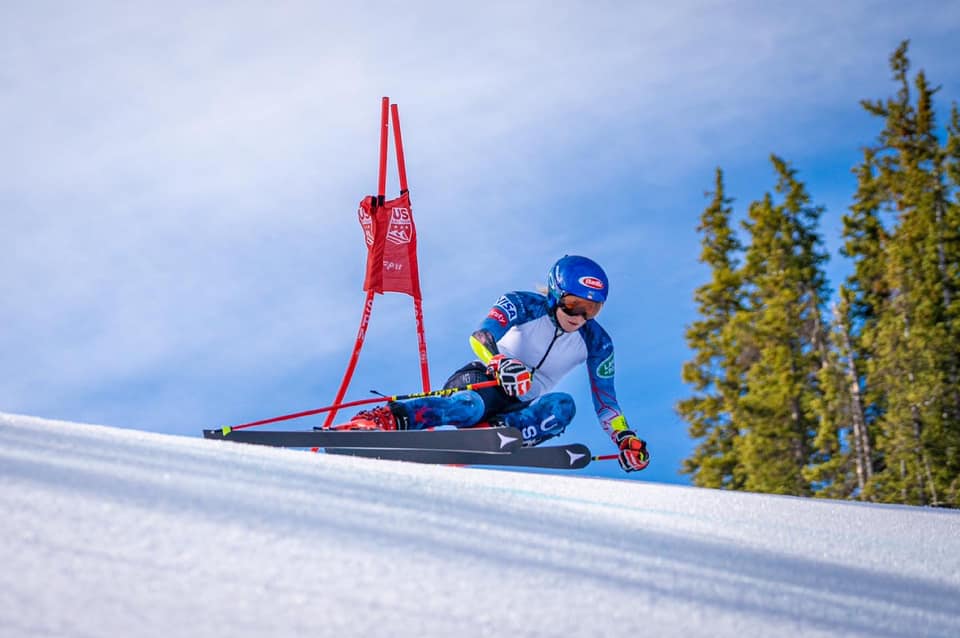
left=202, top=426, right=523, bottom=453
left=325, top=443, right=593, bottom=470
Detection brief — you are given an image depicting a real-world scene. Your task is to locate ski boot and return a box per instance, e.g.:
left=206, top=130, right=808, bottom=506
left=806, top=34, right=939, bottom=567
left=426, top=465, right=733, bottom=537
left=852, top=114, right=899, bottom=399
left=336, top=403, right=410, bottom=431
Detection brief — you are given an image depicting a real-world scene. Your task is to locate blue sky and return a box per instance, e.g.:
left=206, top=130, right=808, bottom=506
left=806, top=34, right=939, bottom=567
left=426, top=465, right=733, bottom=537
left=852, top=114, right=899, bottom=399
left=3, top=2, right=959, bottom=485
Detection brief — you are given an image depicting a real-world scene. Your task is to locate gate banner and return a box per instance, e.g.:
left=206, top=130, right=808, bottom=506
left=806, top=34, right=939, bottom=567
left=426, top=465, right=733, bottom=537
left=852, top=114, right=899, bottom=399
left=359, top=191, right=422, bottom=299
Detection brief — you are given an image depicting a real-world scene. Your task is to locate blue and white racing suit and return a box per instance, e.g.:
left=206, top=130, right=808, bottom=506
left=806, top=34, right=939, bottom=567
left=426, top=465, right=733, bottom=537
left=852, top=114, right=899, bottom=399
left=399, top=291, right=629, bottom=446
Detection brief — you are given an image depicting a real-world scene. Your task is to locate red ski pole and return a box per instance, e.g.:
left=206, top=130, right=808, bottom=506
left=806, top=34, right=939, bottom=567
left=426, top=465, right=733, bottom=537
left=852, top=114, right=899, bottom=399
left=592, top=454, right=620, bottom=462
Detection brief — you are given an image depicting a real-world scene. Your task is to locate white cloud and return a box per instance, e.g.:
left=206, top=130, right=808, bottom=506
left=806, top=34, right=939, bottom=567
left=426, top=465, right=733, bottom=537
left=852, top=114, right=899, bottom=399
left=1, top=1, right=958, bottom=428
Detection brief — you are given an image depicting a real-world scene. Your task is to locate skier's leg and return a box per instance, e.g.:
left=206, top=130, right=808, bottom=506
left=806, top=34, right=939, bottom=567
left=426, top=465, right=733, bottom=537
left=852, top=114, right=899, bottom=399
left=349, top=390, right=484, bottom=431
left=498, top=392, right=576, bottom=446
left=401, top=360, right=522, bottom=426
left=350, top=361, right=496, bottom=429
left=390, top=360, right=526, bottom=430
left=397, top=391, right=485, bottom=430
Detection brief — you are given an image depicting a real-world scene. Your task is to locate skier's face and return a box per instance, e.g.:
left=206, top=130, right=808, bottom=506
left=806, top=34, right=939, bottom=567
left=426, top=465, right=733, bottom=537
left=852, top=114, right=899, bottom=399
left=558, top=294, right=603, bottom=319
left=555, top=305, right=587, bottom=332
left=555, top=294, right=601, bottom=331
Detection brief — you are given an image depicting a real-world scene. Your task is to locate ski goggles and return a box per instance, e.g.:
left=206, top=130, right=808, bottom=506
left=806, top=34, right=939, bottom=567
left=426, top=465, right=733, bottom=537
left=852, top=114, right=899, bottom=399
left=558, top=294, right=603, bottom=319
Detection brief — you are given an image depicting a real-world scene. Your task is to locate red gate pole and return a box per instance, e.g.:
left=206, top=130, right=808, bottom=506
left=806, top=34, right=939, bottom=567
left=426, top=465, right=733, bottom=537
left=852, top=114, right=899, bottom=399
left=377, top=97, right=389, bottom=204
left=413, top=297, right=430, bottom=391
left=323, top=97, right=392, bottom=427
left=391, top=103, right=431, bottom=392
left=391, top=103, right=409, bottom=195
left=322, top=291, right=375, bottom=427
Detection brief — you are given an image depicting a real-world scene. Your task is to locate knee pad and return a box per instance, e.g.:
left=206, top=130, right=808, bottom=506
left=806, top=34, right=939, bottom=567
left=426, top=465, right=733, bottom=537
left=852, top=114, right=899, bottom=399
left=539, top=393, right=576, bottom=427
left=535, top=394, right=575, bottom=444
left=504, top=393, right=576, bottom=446
left=450, top=390, right=485, bottom=424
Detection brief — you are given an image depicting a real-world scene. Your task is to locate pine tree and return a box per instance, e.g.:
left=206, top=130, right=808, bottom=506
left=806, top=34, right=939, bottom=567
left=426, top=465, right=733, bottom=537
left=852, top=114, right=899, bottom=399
left=806, top=289, right=874, bottom=498
left=734, top=156, right=831, bottom=496
left=945, top=103, right=960, bottom=504
left=837, top=146, right=890, bottom=499
left=679, top=42, right=959, bottom=505
left=678, top=169, right=745, bottom=488
left=855, top=41, right=960, bottom=506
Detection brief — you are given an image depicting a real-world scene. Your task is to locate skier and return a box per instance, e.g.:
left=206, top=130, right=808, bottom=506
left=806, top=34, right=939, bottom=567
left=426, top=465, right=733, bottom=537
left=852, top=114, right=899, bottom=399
left=346, top=255, right=649, bottom=473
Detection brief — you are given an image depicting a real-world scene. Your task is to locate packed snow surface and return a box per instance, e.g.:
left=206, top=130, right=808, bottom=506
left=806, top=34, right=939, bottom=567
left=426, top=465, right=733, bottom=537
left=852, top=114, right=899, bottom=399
left=2, top=413, right=959, bottom=637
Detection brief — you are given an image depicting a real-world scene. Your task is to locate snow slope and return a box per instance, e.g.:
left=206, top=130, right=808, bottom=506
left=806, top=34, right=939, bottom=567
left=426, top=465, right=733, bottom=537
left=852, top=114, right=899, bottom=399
left=2, top=413, right=958, bottom=638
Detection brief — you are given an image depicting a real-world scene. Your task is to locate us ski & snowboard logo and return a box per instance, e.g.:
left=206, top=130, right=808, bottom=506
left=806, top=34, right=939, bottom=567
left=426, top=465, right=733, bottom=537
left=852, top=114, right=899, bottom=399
left=387, top=207, right=412, bottom=244
left=359, top=204, right=374, bottom=246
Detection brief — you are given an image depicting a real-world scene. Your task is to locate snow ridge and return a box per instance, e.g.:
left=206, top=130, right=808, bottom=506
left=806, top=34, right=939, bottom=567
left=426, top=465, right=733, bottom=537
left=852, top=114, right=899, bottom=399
left=2, top=413, right=959, bottom=637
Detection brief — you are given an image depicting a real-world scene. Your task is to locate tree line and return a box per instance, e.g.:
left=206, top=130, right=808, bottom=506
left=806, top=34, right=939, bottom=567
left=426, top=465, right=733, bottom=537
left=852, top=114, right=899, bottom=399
left=678, top=41, right=960, bottom=507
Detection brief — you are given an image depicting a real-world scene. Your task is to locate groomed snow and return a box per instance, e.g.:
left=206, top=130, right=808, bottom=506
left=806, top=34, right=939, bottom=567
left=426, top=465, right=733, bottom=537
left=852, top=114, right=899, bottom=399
left=2, top=413, right=958, bottom=637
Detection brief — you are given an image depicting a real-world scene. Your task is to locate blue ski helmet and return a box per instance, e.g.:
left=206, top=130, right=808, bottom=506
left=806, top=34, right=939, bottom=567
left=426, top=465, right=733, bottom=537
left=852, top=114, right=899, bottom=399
left=546, top=255, right=609, bottom=307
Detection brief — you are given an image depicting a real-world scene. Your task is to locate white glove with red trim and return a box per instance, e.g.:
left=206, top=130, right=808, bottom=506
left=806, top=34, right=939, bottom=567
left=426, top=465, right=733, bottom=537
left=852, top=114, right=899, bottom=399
left=486, top=354, right=532, bottom=397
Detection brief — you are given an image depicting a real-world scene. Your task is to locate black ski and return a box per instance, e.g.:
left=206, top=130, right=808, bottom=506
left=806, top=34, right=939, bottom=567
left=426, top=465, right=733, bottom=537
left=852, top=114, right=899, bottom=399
left=325, top=443, right=593, bottom=470
left=202, top=426, right=523, bottom=453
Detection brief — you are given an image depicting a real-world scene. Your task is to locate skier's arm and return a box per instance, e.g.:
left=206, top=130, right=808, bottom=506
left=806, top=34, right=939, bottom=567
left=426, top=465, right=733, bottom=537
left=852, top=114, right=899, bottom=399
left=469, top=328, right=499, bottom=365
left=587, top=352, right=628, bottom=441
left=586, top=329, right=649, bottom=471
left=584, top=327, right=630, bottom=439
left=468, top=293, right=522, bottom=364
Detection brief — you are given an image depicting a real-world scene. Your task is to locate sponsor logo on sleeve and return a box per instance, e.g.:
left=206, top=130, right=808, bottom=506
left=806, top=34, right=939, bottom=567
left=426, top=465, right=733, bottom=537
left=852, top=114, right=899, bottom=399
left=597, top=352, right=615, bottom=378
left=488, top=307, right=508, bottom=326
left=495, top=295, right=518, bottom=321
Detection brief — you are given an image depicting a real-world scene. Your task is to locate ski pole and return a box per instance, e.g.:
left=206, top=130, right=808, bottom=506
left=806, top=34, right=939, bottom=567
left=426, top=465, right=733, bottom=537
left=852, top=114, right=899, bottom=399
left=592, top=454, right=619, bottom=462
left=220, top=380, right=501, bottom=432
